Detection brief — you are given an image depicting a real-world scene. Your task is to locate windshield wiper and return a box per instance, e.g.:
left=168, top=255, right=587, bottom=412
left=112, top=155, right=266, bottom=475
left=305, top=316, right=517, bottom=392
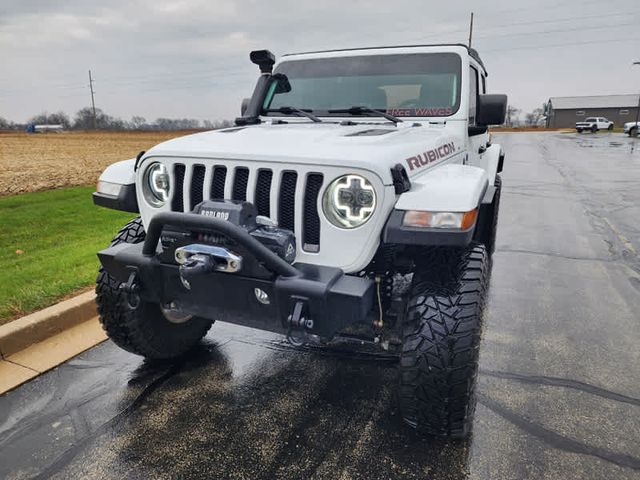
left=328, top=106, right=403, bottom=124
left=264, top=106, right=322, bottom=123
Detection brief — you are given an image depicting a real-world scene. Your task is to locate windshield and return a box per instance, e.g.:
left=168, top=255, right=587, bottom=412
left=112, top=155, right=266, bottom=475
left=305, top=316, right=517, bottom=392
left=263, top=52, right=462, bottom=118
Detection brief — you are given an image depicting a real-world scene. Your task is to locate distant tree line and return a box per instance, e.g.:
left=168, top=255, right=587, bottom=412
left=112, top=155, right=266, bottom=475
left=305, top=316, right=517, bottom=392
left=0, top=107, right=233, bottom=131
left=504, top=104, right=547, bottom=127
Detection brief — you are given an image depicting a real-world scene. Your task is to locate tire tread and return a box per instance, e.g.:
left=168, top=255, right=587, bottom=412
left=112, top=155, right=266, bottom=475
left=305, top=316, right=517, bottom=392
left=399, top=243, right=489, bottom=437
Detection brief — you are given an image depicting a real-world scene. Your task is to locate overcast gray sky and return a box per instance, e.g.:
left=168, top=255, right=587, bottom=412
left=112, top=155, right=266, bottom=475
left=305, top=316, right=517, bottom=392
left=1, top=0, right=638, bottom=123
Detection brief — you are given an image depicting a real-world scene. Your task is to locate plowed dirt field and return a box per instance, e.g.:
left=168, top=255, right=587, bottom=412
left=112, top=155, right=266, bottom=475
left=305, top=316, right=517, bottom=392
left=0, top=131, right=196, bottom=196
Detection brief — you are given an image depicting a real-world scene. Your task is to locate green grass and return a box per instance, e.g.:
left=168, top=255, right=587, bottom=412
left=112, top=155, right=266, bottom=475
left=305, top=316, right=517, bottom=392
left=0, top=186, right=134, bottom=325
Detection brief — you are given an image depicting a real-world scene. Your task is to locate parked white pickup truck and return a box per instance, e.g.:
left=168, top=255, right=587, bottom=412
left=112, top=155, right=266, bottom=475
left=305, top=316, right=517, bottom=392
left=576, top=117, right=614, bottom=133
left=623, top=121, right=639, bottom=137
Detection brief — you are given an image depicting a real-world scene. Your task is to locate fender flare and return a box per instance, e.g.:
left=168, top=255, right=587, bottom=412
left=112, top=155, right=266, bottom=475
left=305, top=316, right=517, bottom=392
left=382, top=164, right=489, bottom=247
left=395, top=164, right=488, bottom=212
left=470, top=144, right=503, bottom=203
left=93, top=158, right=139, bottom=212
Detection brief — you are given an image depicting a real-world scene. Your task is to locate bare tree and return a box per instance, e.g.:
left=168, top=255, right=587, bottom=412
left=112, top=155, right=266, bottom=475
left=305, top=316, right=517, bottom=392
left=525, top=107, right=545, bottom=126
left=27, top=111, right=71, bottom=129
left=155, top=118, right=201, bottom=130
left=505, top=105, right=520, bottom=127
left=73, top=107, right=123, bottom=130
left=130, top=116, right=147, bottom=130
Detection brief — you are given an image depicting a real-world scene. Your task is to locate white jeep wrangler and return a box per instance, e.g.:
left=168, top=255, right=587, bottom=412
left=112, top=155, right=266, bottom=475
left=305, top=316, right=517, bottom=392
left=94, top=44, right=507, bottom=438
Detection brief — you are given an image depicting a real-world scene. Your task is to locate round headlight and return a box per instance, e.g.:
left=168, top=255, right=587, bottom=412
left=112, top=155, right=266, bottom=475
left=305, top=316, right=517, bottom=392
left=322, top=174, right=376, bottom=229
left=143, top=162, right=170, bottom=206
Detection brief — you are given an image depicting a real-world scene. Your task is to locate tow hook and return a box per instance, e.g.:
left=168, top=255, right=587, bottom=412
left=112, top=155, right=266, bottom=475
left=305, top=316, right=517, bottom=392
left=121, top=271, right=141, bottom=308
left=174, top=244, right=243, bottom=290
left=286, top=300, right=314, bottom=346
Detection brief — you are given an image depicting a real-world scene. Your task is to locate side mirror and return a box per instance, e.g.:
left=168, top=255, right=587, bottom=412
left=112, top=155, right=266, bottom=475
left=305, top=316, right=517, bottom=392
left=272, top=73, right=291, bottom=93
left=477, top=94, right=507, bottom=126
left=241, top=98, right=250, bottom=116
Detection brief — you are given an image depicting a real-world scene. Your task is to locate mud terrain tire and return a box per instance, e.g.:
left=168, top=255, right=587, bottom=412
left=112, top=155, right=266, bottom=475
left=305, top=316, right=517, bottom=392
left=399, top=243, right=489, bottom=438
left=474, top=175, right=501, bottom=256
left=96, top=217, right=212, bottom=359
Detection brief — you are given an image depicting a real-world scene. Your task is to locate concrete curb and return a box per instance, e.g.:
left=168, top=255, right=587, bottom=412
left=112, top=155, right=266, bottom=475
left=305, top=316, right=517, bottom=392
left=0, top=291, right=97, bottom=358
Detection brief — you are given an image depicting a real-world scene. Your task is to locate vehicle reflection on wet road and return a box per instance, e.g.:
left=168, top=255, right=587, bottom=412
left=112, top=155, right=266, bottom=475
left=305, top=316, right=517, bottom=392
left=1, top=132, right=639, bottom=479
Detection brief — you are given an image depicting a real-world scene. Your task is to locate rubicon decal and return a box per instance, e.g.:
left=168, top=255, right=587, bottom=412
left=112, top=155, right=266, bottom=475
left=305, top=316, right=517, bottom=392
left=406, top=142, right=456, bottom=171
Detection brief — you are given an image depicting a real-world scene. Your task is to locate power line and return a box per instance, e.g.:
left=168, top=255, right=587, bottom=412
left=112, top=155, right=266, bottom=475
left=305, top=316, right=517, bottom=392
left=482, top=36, right=640, bottom=53
left=413, top=10, right=634, bottom=41
left=475, top=20, right=638, bottom=40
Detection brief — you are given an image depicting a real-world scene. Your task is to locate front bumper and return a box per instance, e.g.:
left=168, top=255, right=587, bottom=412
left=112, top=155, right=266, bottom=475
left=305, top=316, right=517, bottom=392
left=98, top=212, right=375, bottom=339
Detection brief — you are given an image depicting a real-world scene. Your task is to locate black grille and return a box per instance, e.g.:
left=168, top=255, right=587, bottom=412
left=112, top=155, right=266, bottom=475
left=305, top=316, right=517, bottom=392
left=172, top=164, right=185, bottom=212
left=210, top=166, right=227, bottom=199
left=303, top=173, right=323, bottom=252
left=176, top=164, right=324, bottom=250
left=190, top=165, right=205, bottom=210
left=232, top=167, right=249, bottom=201
left=279, top=171, right=297, bottom=232
left=255, top=169, right=272, bottom=217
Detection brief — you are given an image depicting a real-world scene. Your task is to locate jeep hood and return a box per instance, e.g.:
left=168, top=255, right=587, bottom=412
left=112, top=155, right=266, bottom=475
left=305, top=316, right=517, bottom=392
left=144, top=122, right=464, bottom=184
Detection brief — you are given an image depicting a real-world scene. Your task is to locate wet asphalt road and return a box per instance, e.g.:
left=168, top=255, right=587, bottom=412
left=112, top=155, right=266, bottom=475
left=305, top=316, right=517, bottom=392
left=1, top=132, right=640, bottom=479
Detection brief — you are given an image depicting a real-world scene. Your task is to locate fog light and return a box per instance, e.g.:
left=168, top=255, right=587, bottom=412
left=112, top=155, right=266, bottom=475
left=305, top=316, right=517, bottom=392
left=254, top=288, right=270, bottom=305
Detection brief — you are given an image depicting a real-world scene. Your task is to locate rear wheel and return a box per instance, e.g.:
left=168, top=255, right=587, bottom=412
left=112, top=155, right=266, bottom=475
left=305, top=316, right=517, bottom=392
left=607, top=124, right=614, bottom=131
left=576, top=128, right=583, bottom=133
left=96, top=217, right=212, bottom=359
left=591, top=125, right=598, bottom=133
left=399, top=243, right=489, bottom=438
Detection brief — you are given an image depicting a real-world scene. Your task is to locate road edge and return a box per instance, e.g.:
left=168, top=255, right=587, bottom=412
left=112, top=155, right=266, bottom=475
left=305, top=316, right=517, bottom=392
left=0, top=291, right=97, bottom=357
left=0, top=291, right=107, bottom=394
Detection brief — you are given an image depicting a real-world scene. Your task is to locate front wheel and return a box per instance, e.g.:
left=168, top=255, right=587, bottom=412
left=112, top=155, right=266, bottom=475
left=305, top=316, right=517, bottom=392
left=398, top=243, right=489, bottom=438
left=630, top=127, right=638, bottom=138
left=96, top=217, right=213, bottom=359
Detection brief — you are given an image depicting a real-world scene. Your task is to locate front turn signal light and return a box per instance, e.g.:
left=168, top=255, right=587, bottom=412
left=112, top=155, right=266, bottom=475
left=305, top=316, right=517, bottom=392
left=403, top=208, right=477, bottom=230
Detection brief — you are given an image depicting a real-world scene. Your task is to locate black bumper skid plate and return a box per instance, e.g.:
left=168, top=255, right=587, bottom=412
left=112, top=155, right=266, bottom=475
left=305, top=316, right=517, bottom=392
left=97, top=213, right=375, bottom=338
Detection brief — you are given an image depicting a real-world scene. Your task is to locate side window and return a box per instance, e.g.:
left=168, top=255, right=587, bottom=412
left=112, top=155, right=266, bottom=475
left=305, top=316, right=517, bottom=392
left=469, top=66, right=478, bottom=124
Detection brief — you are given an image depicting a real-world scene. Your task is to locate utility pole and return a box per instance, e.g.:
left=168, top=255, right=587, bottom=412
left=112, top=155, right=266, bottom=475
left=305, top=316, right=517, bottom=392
left=468, top=12, right=474, bottom=48
left=634, top=62, right=640, bottom=136
left=88, top=70, right=97, bottom=130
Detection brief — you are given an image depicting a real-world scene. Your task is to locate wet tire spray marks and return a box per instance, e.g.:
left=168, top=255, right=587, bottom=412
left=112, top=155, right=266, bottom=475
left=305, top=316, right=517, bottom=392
left=478, top=394, right=640, bottom=471
left=480, top=369, right=640, bottom=407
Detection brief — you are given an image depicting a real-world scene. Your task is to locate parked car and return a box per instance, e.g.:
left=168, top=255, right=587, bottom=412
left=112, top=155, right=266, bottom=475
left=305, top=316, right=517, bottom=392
left=576, top=117, right=614, bottom=133
left=623, top=121, right=639, bottom=137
